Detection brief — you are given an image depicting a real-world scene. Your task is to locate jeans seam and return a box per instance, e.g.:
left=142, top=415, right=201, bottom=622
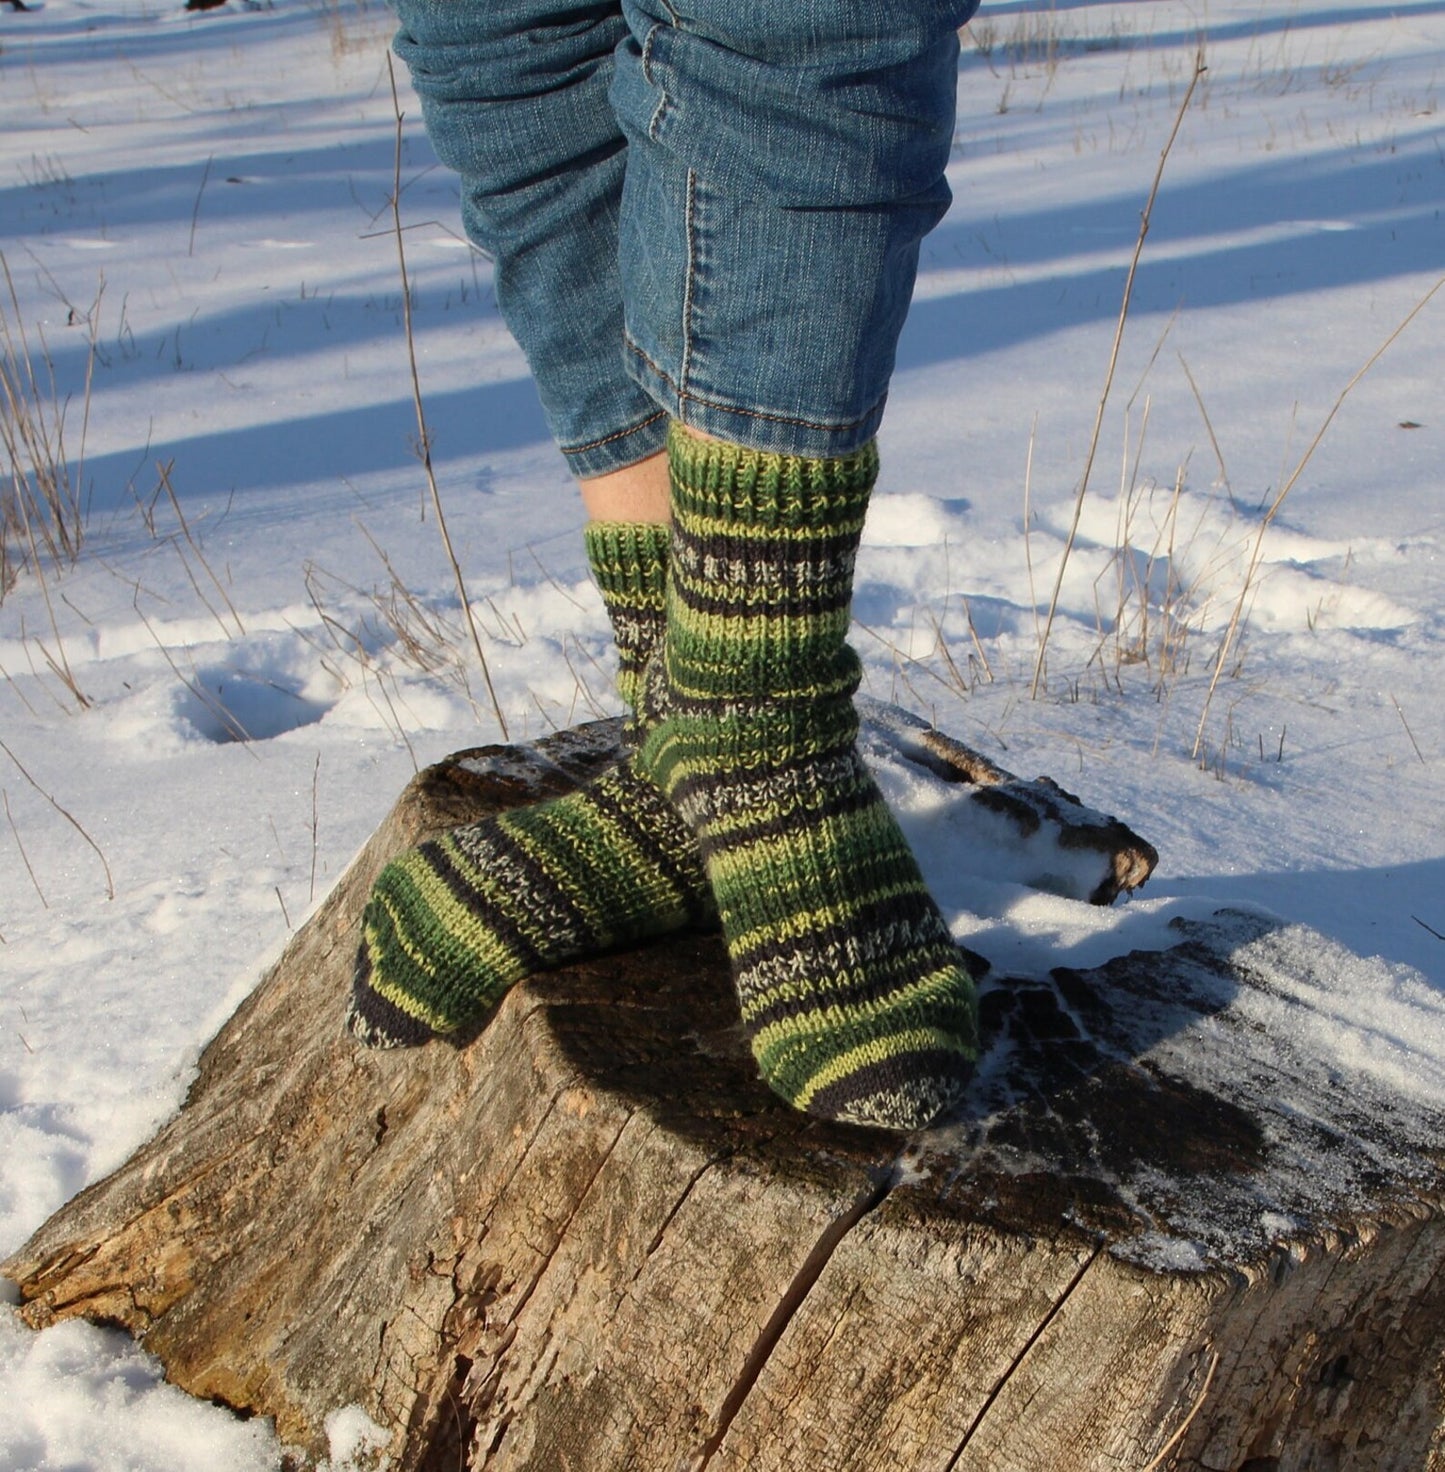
left=640, top=22, right=657, bottom=83
left=567, top=409, right=669, bottom=455
left=625, top=338, right=887, bottom=436
left=642, top=24, right=670, bottom=137
left=680, top=168, right=697, bottom=403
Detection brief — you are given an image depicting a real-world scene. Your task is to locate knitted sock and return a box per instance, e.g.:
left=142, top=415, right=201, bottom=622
left=347, top=521, right=712, bottom=1047
left=637, top=426, right=980, bottom=1129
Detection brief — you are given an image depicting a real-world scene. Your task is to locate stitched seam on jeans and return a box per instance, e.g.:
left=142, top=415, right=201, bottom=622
left=624, top=338, right=887, bottom=435
left=680, top=169, right=697, bottom=402
left=643, top=25, right=669, bottom=137
left=567, top=410, right=668, bottom=455
left=641, top=22, right=657, bottom=84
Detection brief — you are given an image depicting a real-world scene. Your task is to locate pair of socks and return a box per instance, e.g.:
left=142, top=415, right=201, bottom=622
left=348, top=427, right=979, bottom=1129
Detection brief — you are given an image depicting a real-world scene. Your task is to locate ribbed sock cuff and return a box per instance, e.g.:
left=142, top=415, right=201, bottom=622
left=663, top=426, right=878, bottom=704
left=667, top=423, right=878, bottom=532
left=583, top=520, right=671, bottom=603
left=584, top=520, right=671, bottom=715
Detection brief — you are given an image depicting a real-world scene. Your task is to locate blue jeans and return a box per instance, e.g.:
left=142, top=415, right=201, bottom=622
left=392, top=0, right=977, bottom=477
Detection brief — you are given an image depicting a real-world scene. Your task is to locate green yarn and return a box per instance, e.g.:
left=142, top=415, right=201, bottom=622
left=637, top=425, right=980, bottom=1129
left=347, top=521, right=712, bottom=1048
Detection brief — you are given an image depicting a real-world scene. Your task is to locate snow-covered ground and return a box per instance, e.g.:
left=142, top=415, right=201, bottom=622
left=1, top=0, right=1442, bottom=1464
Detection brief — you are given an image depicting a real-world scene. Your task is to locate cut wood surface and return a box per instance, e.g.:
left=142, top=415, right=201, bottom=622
left=5, top=708, right=1444, bottom=1472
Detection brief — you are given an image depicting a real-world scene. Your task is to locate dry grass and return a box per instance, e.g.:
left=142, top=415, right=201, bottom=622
left=385, top=54, right=508, bottom=739
left=1, top=253, right=95, bottom=604
left=1031, top=46, right=1207, bottom=699
left=0, top=254, right=102, bottom=709
left=1190, top=274, right=1444, bottom=759
left=0, top=733, right=114, bottom=900
left=312, top=0, right=386, bottom=61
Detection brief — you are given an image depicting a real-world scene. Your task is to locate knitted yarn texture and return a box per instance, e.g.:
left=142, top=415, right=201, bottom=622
left=637, top=426, right=980, bottom=1129
left=347, top=520, right=712, bottom=1047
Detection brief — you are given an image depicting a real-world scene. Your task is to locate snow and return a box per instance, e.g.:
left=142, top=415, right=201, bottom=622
left=1, top=0, right=1443, bottom=1463
left=0, top=1316, right=278, bottom=1472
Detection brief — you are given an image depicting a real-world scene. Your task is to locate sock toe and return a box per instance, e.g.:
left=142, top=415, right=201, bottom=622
left=805, top=1046, right=974, bottom=1130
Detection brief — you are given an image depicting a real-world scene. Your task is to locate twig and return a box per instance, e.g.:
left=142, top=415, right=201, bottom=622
left=0, top=658, right=44, bottom=718
left=364, top=662, right=420, bottom=772
left=132, top=600, right=259, bottom=752
left=1022, top=411, right=1041, bottom=653
left=275, top=884, right=293, bottom=931
left=1125, top=304, right=1180, bottom=412
left=386, top=55, right=509, bottom=740
left=854, top=619, right=972, bottom=703
left=12, top=479, right=88, bottom=706
left=158, top=458, right=245, bottom=637
left=75, top=273, right=101, bottom=527
left=0, top=736, right=114, bottom=899
left=959, top=598, right=994, bottom=683
left=528, top=545, right=589, bottom=613
left=1412, top=915, right=1444, bottom=942
left=925, top=608, right=971, bottom=696
left=1031, top=46, right=1206, bottom=699
left=1191, top=276, right=1444, bottom=759
left=1178, top=350, right=1235, bottom=511
left=4, top=787, right=48, bottom=907
left=1390, top=692, right=1426, bottom=764
left=188, top=153, right=213, bottom=258
left=1142, top=1348, right=1219, bottom=1471
left=309, top=752, right=321, bottom=904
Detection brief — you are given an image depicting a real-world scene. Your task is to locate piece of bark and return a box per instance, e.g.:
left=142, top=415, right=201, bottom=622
left=866, top=703, right=1157, bottom=904
left=5, top=712, right=1444, bottom=1472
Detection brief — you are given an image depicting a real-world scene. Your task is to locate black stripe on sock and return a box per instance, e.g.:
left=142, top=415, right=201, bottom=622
left=734, top=900, right=961, bottom=1031
left=805, top=1048, right=974, bottom=1128
left=423, top=835, right=554, bottom=976
left=588, top=766, right=714, bottom=925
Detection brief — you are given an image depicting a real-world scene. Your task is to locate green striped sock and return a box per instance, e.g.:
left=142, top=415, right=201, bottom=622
left=347, top=521, right=713, bottom=1047
left=637, top=425, right=980, bottom=1130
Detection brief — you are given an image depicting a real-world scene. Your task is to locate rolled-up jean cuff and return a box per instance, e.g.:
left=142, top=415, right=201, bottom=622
left=560, top=407, right=672, bottom=478
left=625, top=344, right=887, bottom=459
left=610, top=7, right=960, bottom=462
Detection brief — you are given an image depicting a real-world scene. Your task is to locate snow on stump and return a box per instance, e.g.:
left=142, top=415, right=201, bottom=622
left=5, top=708, right=1445, bottom=1472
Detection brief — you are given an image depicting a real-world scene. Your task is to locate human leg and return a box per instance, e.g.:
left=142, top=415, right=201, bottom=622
left=350, top=2, right=705, bottom=1046
left=610, top=0, right=983, bottom=1127
left=349, top=521, right=712, bottom=1046
left=609, top=0, right=976, bottom=455
left=578, top=451, right=671, bottom=525
left=362, top=0, right=984, bottom=1122
left=634, top=429, right=982, bottom=1128
left=391, top=0, right=666, bottom=477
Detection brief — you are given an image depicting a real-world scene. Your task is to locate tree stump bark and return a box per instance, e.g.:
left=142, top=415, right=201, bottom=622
left=5, top=708, right=1444, bottom=1472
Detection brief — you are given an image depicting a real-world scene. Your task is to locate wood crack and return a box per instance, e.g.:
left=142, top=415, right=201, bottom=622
left=942, top=1236, right=1105, bottom=1472
left=690, top=1155, right=903, bottom=1471
left=640, top=1145, right=744, bottom=1271
left=415, top=1110, right=637, bottom=1469
left=504, top=1105, right=634, bottom=1332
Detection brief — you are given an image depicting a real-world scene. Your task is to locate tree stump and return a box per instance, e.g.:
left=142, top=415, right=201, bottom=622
left=5, top=707, right=1445, bottom=1472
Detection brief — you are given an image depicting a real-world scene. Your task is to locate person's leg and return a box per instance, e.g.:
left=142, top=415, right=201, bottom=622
left=349, top=520, right=713, bottom=1046
left=615, top=0, right=984, bottom=1128
left=578, top=451, right=671, bottom=526
left=635, top=428, right=983, bottom=1129
left=610, top=0, right=975, bottom=454
left=350, top=0, right=706, bottom=1047
left=390, top=0, right=666, bottom=478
